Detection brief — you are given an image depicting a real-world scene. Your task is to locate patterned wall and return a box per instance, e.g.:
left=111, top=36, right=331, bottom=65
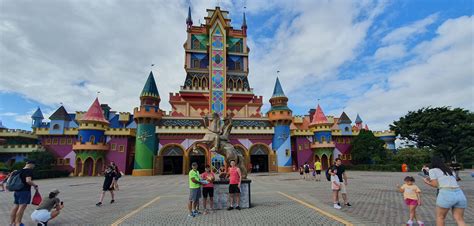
left=210, top=24, right=226, bottom=116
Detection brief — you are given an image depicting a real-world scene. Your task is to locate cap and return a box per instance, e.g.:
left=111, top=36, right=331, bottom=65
left=51, top=189, right=60, bottom=194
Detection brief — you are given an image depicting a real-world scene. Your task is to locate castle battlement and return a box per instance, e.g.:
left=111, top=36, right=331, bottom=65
left=0, top=128, right=38, bottom=139
left=105, top=128, right=136, bottom=136
left=0, top=144, right=44, bottom=153
left=290, top=129, right=312, bottom=136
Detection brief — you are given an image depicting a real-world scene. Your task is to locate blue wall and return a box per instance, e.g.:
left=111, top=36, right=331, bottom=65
left=314, top=131, right=332, bottom=143
left=78, top=129, right=105, bottom=144
left=338, top=123, right=352, bottom=136
left=272, top=124, right=292, bottom=167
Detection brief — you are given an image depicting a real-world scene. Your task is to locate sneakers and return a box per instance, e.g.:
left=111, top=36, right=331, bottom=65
left=96, top=202, right=102, bottom=206
left=188, top=213, right=195, bottom=218
left=227, top=206, right=234, bottom=211
left=417, top=221, right=424, bottom=226
left=333, top=203, right=342, bottom=209
left=345, top=203, right=352, bottom=207
left=235, top=206, right=241, bottom=210
left=110, top=200, right=115, bottom=204
left=406, top=219, right=413, bottom=226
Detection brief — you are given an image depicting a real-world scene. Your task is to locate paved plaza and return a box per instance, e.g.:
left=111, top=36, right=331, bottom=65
left=1, top=171, right=472, bottom=226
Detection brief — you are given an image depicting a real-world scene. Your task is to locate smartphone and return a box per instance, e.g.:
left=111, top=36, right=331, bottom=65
left=417, top=172, right=430, bottom=179
left=61, top=201, right=64, bottom=205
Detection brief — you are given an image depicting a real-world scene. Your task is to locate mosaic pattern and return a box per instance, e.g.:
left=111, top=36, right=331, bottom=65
left=210, top=25, right=226, bottom=116
left=157, top=119, right=202, bottom=127
left=232, top=120, right=272, bottom=127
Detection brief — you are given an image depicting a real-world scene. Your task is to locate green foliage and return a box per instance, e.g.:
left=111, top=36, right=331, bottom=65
left=11, top=162, right=26, bottom=171
left=351, top=130, right=387, bottom=164
left=27, top=150, right=56, bottom=170
left=393, top=148, right=432, bottom=166
left=391, top=107, right=474, bottom=162
left=33, top=170, right=70, bottom=179
left=346, top=164, right=422, bottom=172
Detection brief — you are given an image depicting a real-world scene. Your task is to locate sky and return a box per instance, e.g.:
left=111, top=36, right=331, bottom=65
left=0, top=0, right=473, bottom=131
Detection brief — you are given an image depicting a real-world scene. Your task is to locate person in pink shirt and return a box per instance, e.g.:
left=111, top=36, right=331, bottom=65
left=200, top=165, right=215, bottom=214
left=227, top=160, right=241, bottom=210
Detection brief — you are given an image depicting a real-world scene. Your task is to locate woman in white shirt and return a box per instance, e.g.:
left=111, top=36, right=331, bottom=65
left=424, top=157, right=466, bottom=226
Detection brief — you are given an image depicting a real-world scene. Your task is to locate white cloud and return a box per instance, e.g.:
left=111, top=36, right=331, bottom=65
left=373, top=44, right=406, bottom=61
left=345, top=16, right=474, bottom=130
left=381, top=13, right=438, bottom=45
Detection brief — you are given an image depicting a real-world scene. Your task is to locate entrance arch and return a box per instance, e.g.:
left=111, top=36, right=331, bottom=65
left=75, top=158, right=83, bottom=176
left=321, top=154, right=329, bottom=170
left=95, top=158, right=104, bottom=176
left=249, top=144, right=270, bottom=173
left=83, top=158, right=94, bottom=176
left=188, top=146, right=206, bottom=173
left=160, top=145, right=184, bottom=175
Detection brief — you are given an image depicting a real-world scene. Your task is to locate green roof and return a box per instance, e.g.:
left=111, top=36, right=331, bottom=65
left=141, top=71, right=160, bottom=98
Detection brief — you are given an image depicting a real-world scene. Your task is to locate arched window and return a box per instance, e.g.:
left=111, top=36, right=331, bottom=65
left=53, top=124, right=60, bottom=130
left=192, top=77, right=199, bottom=88
left=193, top=39, right=200, bottom=49
left=237, top=79, right=243, bottom=89
left=235, top=61, right=241, bottom=71
left=235, top=42, right=241, bottom=52
left=89, top=135, right=95, bottom=143
left=345, top=127, right=349, bottom=132
left=100, top=136, right=105, bottom=143
left=321, top=136, right=326, bottom=143
left=192, top=59, right=200, bottom=68
left=201, top=77, right=208, bottom=89
left=228, top=78, right=235, bottom=90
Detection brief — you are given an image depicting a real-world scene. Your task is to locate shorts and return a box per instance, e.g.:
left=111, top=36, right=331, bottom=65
left=339, top=182, right=347, bottom=194
left=202, top=187, right=214, bottom=198
left=405, top=198, right=418, bottom=206
left=437, top=188, right=467, bottom=209
left=316, top=170, right=321, bottom=175
left=31, top=209, right=52, bottom=222
left=189, top=188, right=201, bottom=202
left=14, top=191, right=31, bottom=205
left=304, top=170, right=310, bottom=174
left=299, top=172, right=304, bottom=175
left=229, top=184, right=240, bottom=194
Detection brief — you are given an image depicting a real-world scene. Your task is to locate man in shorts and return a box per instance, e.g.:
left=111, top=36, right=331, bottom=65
left=227, top=160, right=241, bottom=210
left=201, top=165, right=215, bottom=214
left=314, top=160, right=322, bottom=181
left=188, top=162, right=202, bottom=217
left=335, top=158, right=351, bottom=207
left=10, top=160, right=38, bottom=226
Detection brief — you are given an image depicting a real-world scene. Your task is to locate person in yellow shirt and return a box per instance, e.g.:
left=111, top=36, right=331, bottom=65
left=397, top=176, right=423, bottom=226
left=314, top=160, right=322, bottom=181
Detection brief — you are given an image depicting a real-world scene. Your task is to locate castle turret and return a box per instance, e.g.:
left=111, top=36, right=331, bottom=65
left=355, top=114, right=363, bottom=129
left=49, top=106, right=72, bottom=135
left=186, top=6, right=193, bottom=30
left=267, top=77, right=292, bottom=172
left=73, top=98, right=110, bottom=176
left=338, top=112, right=352, bottom=135
left=132, top=71, right=162, bottom=176
left=241, top=12, right=247, bottom=35
left=31, top=107, right=44, bottom=129
left=309, top=104, right=334, bottom=147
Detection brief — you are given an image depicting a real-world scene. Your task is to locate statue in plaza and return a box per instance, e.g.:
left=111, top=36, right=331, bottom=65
left=192, top=113, right=248, bottom=179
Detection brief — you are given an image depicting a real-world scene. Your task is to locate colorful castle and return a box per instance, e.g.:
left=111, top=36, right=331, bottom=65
left=1, top=7, right=396, bottom=175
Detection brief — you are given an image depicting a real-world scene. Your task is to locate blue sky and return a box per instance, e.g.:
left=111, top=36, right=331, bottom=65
left=0, top=0, right=473, bottom=131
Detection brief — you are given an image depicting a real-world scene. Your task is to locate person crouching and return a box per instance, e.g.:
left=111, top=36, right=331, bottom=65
left=31, top=189, right=63, bottom=226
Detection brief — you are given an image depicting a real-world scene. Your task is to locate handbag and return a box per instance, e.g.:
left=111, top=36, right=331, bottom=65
left=32, top=190, right=42, bottom=205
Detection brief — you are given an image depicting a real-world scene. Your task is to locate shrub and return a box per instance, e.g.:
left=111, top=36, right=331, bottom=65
left=393, top=148, right=432, bottom=166
left=346, top=164, right=422, bottom=172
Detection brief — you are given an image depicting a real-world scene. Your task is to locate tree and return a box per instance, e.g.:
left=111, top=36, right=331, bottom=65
left=390, top=107, right=474, bottom=162
left=393, top=148, right=432, bottom=166
left=351, top=130, right=387, bottom=164
left=26, top=150, right=56, bottom=170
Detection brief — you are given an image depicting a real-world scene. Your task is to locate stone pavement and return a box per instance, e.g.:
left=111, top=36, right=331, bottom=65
left=0, top=171, right=472, bottom=225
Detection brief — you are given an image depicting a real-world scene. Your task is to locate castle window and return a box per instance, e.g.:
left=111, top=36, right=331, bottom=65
left=235, top=42, right=241, bottom=52
left=60, top=138, right=66, bottom=145
left=53, top=124, right=60, bottom=130
left=298, top=145, right=302, bottom=151
left=192, top=59, right=200, bottom=68
left=89, top=135, right=95, bottom=143
left=119, top=145, right=125, bottom=152
left=345, top=127, right=349, bottom=132
left=237, top=79, right=243, bottom=89
left=67, top=138, right=72, bottom=145
left=100, top=136, right=105, bottom=143
left=348, top=154, right=352, bottom=160
left=321, top=136, right=326, bottom=143
left=45, top=138, right=51, bottom=145
left=193, top=39, right=200, bottom=49
left=57, top=158, right=64, bottom=165
left=235, top=61, right=241, bottom=71
left=65, top=158, right=70, bottom=165
left=78, top=136, right=83, bottom=143
left=201, top=77, right=208, bottom=89
left=111, top=143, right=117, bottom=150
left=53, top=138, right=58, bottom=145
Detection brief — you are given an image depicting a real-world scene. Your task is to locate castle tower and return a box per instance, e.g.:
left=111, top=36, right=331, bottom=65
left=31, top=107, right=44, bottom=129
left=338, top=112, right=353, bottom=136
left=73, top=98, right=110, bottom=176
left=241, top=12, right=247, bottom=35
left=186, top=6, right=193, bottom=30
left=355, top=114, right=363, bottom=129
left=309, top=104, right=334, bottom=169
left=267, top=78, right=292, bottom=172
left=132, top=71, right=162, bottom=176
left=49, top=106, right=72, bottom=135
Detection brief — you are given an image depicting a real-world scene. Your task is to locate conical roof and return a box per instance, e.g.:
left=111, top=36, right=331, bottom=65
left=32, top=107, right=44, bottom=119
left=364, top=124, right=369, bottom=130
left=141, top=71, right=160, bottom=98
left=81, top=98, right=109, bottom=124
left=337, top=112, right=352, bottom=124
left=49, top=106, right=71, bottom=121
left=242, top=12, right=247, bottom=28
left=186, top=6, right=193, bottom=25
left=271, top=77, right=286, bottom=98
left=355, top=114, right=363, bottom=124
left=311, top=104, right=328, bottom=124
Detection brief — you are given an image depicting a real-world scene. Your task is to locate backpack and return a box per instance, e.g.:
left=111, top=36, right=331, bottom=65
left=304, top=164, right=309, bottom=171
left=325, top=168, right=331, bottom=181
left=6, top=170, right=25, bottom=191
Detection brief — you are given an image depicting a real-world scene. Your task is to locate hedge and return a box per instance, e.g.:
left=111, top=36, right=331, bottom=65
left=345, top=164, right=422, bottom=172
left=33, top=170, right=70, bottom=179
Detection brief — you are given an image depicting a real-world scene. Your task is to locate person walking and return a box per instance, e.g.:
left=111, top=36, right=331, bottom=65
left=299, top=165, right=304, bottom=179
left=31, top=189, right=64, bottom=226
left=96, top=166, right=116, bottom=206
left=227, top=160, right=241, bottom=210
left=201, top=165, right=215, bottom=214
left=188, top=162, right=202, bottom=217
left=10, top=160, right=38, bottom=226
left=334, top=158, right=351, bottom=207
left=303, top=162, right=310, bottom=180
left=330, top=166, right=341, bottom=209
left=314, top=160, right=322, bottom=181
left=424, top=156, right=466, bottom=226
left=110, top=162, right=121, bottom=191
left=397, top=176, right=423, bottom=226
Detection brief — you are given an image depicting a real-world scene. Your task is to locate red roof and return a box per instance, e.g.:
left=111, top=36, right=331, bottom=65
left=311, top=104, right=328, bottom=124
left=82, top=98, right=109, bottom=124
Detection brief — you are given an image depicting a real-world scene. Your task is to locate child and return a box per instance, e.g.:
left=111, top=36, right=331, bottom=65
left=299, top=166, right=304, bottom=179
left=397, top=176, right=423, bottom=226
left=330, top=167, right=341, bottom=209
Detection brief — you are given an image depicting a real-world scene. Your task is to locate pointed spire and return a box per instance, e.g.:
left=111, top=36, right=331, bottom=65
left=0, top=120, right=6, bottom=129
left=186, top=6, right=193, bottom=27
left=311, top=104, right=328, bottom=124
left=49, top=106, right=71, bottom=121
left=364, top=124, right=369, bottom=130
left=81, top=98, right=109, bottom=124
left=141, top=71, right=160, bottom=98
left=337, top=112, right=352, bottom=124
left=272, top=77, right=286, bottom=98
left=32, top=107, right=44, bottom=119
left=242, top=12, right=247, bottom=28
left=355, top=114, right=363, bottom=124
